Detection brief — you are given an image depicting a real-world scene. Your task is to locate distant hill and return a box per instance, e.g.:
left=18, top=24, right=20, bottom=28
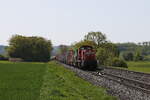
left=0, top=45, right=6, bottom=55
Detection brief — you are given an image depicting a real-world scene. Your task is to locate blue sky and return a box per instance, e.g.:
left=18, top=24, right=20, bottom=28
left=0, top=0, right=150, bottom=45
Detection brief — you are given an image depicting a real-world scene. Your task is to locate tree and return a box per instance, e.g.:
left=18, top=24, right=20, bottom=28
left=73, top=40, right=97, bottom=49
left=7, top=35, right=52, bottom=62
left=96, top=48, right=108, bottom=65
left=100, top=43, right=119, bottom=58
left=84, top=31, right=107, bottom=48
left=122, top=52, right=134, bottom=61
left=134, top=50, right=143, bottom=61
left=0, top=54, right=8, bottom=60
left=96, top=43, right=119, bottom=66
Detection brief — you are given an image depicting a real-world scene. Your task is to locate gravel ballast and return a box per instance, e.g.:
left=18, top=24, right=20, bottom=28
left=60, top=63, right=150, bottom=100
left=102, top=67, right=150, bottom=83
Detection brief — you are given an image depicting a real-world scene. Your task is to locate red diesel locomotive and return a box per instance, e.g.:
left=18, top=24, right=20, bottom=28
left=57, top=45, right=97, bottom=70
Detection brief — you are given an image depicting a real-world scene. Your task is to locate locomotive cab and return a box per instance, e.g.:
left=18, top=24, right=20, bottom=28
left=77, top=45, right=97, bottom=69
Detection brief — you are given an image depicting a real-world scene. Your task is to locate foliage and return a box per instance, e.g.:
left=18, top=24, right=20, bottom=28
left=0, top=54, right=5, bottom=60
left=122, top=51, right=134, bottom=61
left=0, top=54, right=8, bottom=60
left=84, top=31, right=107, bottom=48
left=7, top=35, right=52, bottom=62
left=96, top=48, right=108, bottom=65
left=100, top=43, right=119, bottom=57
left=0, top=61, right=46, bottom=100
left=134, top=50, right=144, bottom=61
left=117, top=42, right=150, bottom=61
left=117, top=42, right=138, bottom=52
left=73, top=40, right=97, bottom=49
left=140, top=46, right=150, bottom=56
left=138, top=41, right=150, bottom=46
left=96, top=43, right=119, bottom=66
left=72, top=32, right=119, bottom=67
left=111, top=57, right=128, bottom=68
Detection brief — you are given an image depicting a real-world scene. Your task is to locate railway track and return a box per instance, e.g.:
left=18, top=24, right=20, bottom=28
left=102, top=67, right=150, bottom=83
left=60, top=62, right=150, bottom=94
left=59, top=62, right=150, bottom=100
left=61, top=62, right=150, bottom=94
left=89, top=71, right=150, bottom=94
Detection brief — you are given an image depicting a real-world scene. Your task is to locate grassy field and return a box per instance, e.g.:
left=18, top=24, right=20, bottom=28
left=0, top=61, right=116, bottom=100
left=126, top=61, right=150, bottom=73
left=0, top=61, right=46, bottom=100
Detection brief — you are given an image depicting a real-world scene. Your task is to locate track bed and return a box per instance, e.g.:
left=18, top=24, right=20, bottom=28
left=60, top=62, right=150, bottom=100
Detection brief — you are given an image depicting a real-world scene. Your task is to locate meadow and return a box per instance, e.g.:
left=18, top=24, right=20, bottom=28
left=0, top=61, right=116, bottom=100
left=126, top=61, right=150, bottom=73
left=0, top=61, right=46, bottom=100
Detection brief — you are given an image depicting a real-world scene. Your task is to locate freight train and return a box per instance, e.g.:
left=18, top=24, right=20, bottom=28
left=56, top=45, right=97, bottom=70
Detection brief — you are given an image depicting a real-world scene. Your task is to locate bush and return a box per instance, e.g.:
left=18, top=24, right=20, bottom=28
left=96, top=45, right=119, bottom=66
left=0, top=55, right=8, bottom=61
left=111, top=58, right=128, bottom=68
left=134, top=51, right=144, bottom=61
left=122, top=51, right=134, bottom=61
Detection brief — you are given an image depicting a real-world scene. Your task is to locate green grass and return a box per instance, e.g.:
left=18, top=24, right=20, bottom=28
left=126, top=61, right=150, bottom=73
left=39, top=61, right=116, bottom=100
left=0, top=61, right=116, bottom=100
left=0, top=61, right=47, bottom=100
left=113, top=61, right=150, bottom=73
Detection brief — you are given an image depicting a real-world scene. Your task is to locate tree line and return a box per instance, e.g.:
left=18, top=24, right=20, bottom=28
left=138, top=42, right=150, bottom=46
left=1, top=32, right=149, bottom=65
left=6, top=35, right=52, bottom=62
left=117, top=43, right=150, bottom=61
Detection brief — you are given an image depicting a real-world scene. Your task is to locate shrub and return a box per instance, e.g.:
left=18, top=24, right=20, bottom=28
left=0, top=55, right=4, bottom=60
left=122, top=51, right=134, bottom=61
left=111, top=57, right=128, bottom=68
left=134, top=50, right=143, bottom=61
left=0, top=55, right=8, bottom=61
